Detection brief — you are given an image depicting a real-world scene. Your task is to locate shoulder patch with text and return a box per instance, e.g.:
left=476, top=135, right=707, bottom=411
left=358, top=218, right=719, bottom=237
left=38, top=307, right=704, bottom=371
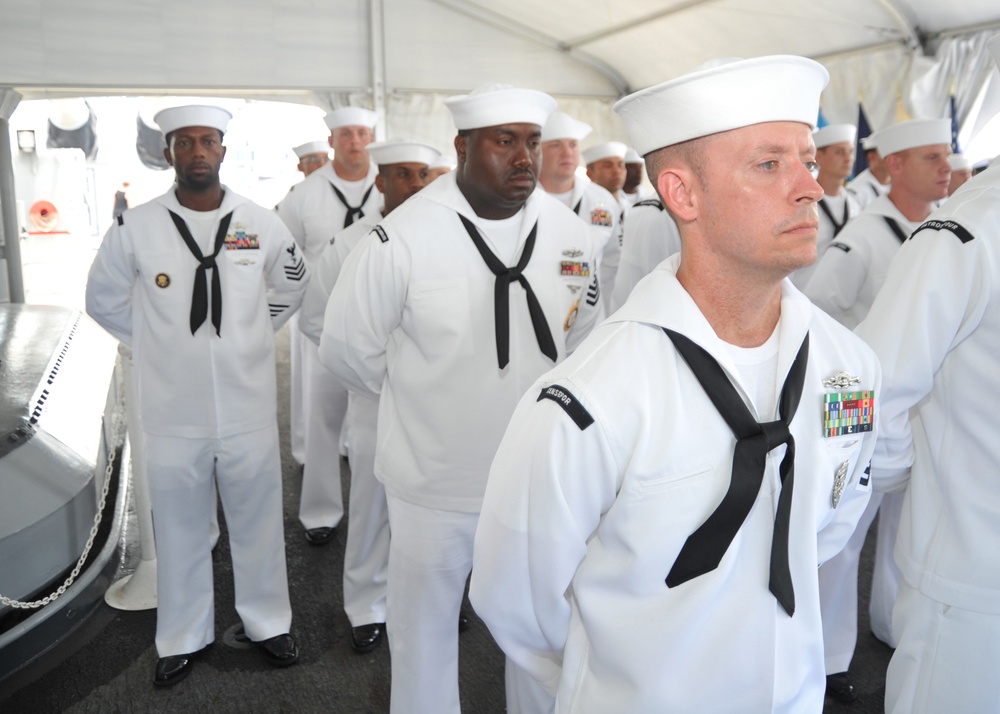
left=372, top=225, right=389, bottom=244
left=634, top=198, right=664, bottom=211
left=910, top=219, right=975, bottom=244
left=537, top=384, right=594, bottom=430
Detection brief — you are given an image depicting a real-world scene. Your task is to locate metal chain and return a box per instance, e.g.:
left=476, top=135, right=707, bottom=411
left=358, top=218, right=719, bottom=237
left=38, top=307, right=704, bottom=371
left=0, top=380, right=127, bottom=610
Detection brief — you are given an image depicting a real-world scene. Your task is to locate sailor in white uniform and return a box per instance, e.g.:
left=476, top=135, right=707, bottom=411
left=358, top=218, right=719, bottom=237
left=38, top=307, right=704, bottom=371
left=292, top=139, right=331, bottom=178
left=85, top=105, right=305, bottom=686
left=538, top=111, right=619, bottom=311
left=609, top=196, right=681, bottom=312
left=790, top=123, right=859, bottom=289
left=805, top=119, right=952, bottom=328
left=857, top=38, right=1000, bottom=714
left=806, top=116, right=952, bottom=702
left=618, top=146, right=656, bottom=213
left=947, top=152, right=973, bottom=195
left=285, top=137, right=333, bottom=464
left=471, top=55, right=879, bottom=714
left=300, top=139, right=439, bottom=655
left=581, top=141, right=628, bottom=304
left=846, top=134, right=891, bottom=209
left=319, top=84, right=604, bottom=714
left=276, top=106, right=382, bottom=545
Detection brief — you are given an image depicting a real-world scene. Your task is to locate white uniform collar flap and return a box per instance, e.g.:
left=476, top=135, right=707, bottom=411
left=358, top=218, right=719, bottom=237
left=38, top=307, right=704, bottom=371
left=610, top=254, right=814, bottom=413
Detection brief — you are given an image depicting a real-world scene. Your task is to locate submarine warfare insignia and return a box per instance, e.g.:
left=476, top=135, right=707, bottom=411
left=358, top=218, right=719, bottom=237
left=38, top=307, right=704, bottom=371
left=823, top=371, right=861, bottom=389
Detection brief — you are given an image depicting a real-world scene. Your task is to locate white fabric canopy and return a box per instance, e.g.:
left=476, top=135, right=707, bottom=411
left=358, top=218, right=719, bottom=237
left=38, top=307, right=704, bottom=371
left=2, top=1, right=1000, bottom=153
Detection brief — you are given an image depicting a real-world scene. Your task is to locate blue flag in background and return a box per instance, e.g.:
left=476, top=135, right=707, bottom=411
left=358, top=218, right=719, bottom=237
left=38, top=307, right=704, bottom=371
left=950, top=92, right=961, bottom=154
left=852, top=102, right=872, bottom=179
left=817, top=108, right=829, bottom=128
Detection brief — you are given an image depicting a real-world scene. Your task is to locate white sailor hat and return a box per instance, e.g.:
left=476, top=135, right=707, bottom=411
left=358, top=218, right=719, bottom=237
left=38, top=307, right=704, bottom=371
left=989, top=34, right=1000, bottom=69
left=582, top=141, right=628, bottom=165
left=861, top=134, right=878, bottom=152
left=293, top=140, right=330, bottom=159
left=541, top=112, right=592, bottom=142
left=154, top=104, right=232, bottom=136
left=873, top=119, right=952, bottom=157
left=624, top=147, right=643, bottom=163
left=445, top=83, right=556, bottom=131
left=366, top=139, right=440, bottom=167
left=948, top=153, right=972, bottom=171
left=430, top=153, right=457, bottom=170
left=814, top=123, right=857, bottom=148
left=324, top=106, right=378, bottom=131
left=613, top=55, right=829, bottom=156
left=50, top=99, right=92, bottom=131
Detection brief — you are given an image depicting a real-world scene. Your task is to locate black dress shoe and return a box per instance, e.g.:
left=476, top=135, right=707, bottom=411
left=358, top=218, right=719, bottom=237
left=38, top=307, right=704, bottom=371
left=153, top=653, right=195, bottom=687
left=257, top=633, right=299, bottom=667
left=351, top=623, right=384, bottom=653
left=459, top=610, right=470, bottom=632
left=826, top=672, right=858, bottom=702
left=304, top=527, right=334, bottom=545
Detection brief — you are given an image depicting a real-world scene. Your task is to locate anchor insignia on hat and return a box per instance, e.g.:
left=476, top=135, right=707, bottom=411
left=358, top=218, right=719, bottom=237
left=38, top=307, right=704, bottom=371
left=823, top=371, right=861, bottom=389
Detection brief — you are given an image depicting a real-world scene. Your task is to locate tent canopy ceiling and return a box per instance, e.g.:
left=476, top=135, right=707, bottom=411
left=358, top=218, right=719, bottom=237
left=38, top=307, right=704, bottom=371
left=2, top=0, right=1000, bottom=101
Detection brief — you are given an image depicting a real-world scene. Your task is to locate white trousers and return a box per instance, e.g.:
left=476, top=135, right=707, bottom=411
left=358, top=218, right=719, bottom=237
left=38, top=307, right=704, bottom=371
left=385, top=496, right=478, bottom=714
left=505, top=658, right=556, bottom=714
left=343, top=392, right=390, bottom=627
left=289, top=315, right=307, bottom=465
left=819, top=489, right=904, bottom=673
left=870, top=490, right=903, bottom=646
left=886, top=580, right=1000, bottom=714
left=298, top=338, right=348, bottom=529
left=145, top=424, right=292, bottom=657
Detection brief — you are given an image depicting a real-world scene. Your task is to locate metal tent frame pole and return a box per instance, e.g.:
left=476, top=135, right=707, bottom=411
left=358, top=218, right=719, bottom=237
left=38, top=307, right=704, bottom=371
left=0, top=88, right=24, bottom=303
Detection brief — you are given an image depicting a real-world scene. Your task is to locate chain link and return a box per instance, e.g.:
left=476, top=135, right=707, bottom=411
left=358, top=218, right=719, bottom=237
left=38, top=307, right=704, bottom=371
left=0, top=377, right=127, bottom=610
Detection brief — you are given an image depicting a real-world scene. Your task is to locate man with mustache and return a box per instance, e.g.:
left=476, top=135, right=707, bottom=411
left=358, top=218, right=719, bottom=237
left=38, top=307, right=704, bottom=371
left=471, top=56, right=880, bottom=712
left=86, top=105, right=306, bottom=686
left=319, top=83, right=604, bottom=713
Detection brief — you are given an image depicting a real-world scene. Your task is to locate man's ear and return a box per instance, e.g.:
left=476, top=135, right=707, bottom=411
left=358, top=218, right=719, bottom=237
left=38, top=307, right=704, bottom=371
left=658, top=168, right=698, bottom=222
left=375, top=173, right=385, bottom=194
left=454, top=134, right=467, bottom=165
left=885, top=153, right=904, bottom=180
